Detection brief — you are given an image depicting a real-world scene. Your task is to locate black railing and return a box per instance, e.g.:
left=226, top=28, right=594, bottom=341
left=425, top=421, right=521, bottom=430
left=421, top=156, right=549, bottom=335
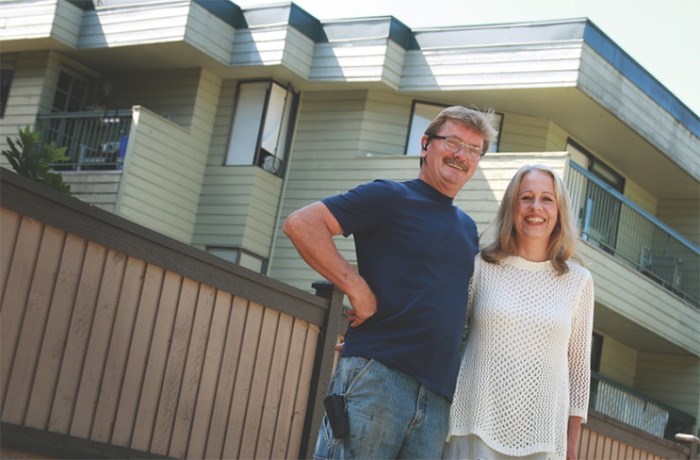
left=566, top=162, right=700, bottom=307
left=590, top=372, right=696, bottom=441
left=37, top=110, right=132, bottom=171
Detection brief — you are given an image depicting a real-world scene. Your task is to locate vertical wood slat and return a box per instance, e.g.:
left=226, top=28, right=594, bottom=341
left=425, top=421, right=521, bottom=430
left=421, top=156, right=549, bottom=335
left=239, top=307, right=281, bottom=460
left=290, top=322, right=319, bottom=458
left=111, top=264, right=165, bottom=447
left=204, top=296, right=248, bottom=460
left=270, top=318, right=310, bottom=459
left=2, top=225, right=65, bottom=425
left=186, top=290, right=233, bottom=460
left=70, top=249, right=127, bottom=439
left=150, top=278, right=199, bottom=456
left=1, top=216, right=43, bottom=407
left=25, top=234, right=86, bottom=430
left=222, top=301, right=265, bottom=460
left=169, top=284, right=216, bottom=459
left=579, top=427, right=667, bottom=460
left=131, top=270, right=182, bottom=452
left=256, top=312, right=294, bottom=459
left=49, top=242, right=107, bottom=434
left=0, top=208, right=21, bottom=300
left=91, top=257, right=147, bottom=443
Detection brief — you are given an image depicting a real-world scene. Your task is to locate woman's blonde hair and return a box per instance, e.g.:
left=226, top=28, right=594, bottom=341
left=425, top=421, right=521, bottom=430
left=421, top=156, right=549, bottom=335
left=481, top=164, right=582, bottom=274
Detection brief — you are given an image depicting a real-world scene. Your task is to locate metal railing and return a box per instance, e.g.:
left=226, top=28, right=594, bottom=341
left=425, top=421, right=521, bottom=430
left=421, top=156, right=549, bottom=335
left=566, top=162, right=700, bottom=307
left=37, top=110, right=132, bottom=171
left=590, top=372, right=696, bottom=441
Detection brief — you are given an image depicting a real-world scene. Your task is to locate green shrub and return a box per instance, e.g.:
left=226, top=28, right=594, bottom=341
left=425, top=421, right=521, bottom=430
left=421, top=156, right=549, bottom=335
left=2, top=126, right=71, bottom=194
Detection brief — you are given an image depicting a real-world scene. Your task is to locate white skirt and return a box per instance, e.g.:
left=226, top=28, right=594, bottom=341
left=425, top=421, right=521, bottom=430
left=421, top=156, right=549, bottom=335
left=443, top=434, right=554, bottom=460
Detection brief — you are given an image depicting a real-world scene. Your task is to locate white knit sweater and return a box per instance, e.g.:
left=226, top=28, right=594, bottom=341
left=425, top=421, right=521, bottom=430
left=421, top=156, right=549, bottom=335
left=447, top=256, right=595, bottom=458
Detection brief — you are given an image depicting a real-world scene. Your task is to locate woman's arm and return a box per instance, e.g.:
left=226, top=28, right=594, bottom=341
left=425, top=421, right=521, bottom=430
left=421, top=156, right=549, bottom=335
left=567, top=415, right=583, bottom=459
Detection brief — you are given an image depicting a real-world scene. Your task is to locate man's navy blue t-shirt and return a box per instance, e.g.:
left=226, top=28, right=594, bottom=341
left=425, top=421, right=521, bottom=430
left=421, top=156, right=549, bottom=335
left=322, top=178, right=479, bottom=400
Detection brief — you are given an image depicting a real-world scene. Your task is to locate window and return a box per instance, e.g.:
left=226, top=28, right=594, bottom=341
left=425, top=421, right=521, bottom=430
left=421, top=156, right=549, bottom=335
left=0, top=54, right=16, bottom=118
left=225, top=81, right=298, bottom=176
left=206, top=247, right=267, bottom=273
left=590, top=332, right=603, bottom=373
left=52, top=69, right=90, bottom=113
left=567, top=140, right=624, bottom=192
left=405, top=101, right=502, bottom=156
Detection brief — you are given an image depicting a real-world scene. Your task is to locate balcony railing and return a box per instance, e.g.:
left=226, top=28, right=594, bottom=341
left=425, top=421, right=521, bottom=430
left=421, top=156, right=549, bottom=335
left=590, top=372, right=696, bottom=441
left=566, top=162, right=700, bottom=307
left=37, top=110, right=132, bottom=171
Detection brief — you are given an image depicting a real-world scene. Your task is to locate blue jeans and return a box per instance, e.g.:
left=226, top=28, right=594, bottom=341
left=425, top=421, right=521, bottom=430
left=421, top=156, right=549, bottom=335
left=313, top=357, right=450, bottom=460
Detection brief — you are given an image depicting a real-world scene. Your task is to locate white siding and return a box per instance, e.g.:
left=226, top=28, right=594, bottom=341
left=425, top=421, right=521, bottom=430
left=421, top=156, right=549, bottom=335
left=231, top=26, right=317, bottom=77
left=310, top=40, right=405, bottom=87
left=0, top=0, right=81, bottom=46
left=78, top=2, right=190, bottom=48
left=400, top=43, right=582, bottom=91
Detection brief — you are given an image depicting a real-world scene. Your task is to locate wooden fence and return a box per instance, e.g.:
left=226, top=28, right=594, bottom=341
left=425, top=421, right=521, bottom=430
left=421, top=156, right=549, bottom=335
left=0, top=169, right=345, bottom=459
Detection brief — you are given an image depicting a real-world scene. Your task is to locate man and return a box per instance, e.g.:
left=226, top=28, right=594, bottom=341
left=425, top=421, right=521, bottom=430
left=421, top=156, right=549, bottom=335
left=283, top=106, right=497, bottom=459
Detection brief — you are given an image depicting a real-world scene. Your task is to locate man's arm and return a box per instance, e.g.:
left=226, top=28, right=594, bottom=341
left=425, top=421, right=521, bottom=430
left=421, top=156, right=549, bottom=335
left=283, top=201, right=376, bottom=327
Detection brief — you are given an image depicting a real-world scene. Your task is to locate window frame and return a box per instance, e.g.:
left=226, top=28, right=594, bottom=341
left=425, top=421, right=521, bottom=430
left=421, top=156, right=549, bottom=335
left=224, top=80, right=298, bottom=177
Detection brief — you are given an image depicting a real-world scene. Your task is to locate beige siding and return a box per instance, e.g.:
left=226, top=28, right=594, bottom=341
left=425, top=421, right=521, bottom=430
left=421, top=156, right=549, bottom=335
left=635, top=352, right=699, bottom=417
left=107, top=68, right=202, bottom=128
left=599, top=333, right=638, bottom=387
left=358, top=91, right=412, bottom=155
left=194, top=167, right=282, bottom=257
left=115, top=70, right=220, bottom=243
left=117, top=107, right=202, bottom=242
left=624, top=177, right=658, bottom=214
left=579, top=45, right=700, bottom=181
left=657, top=199, right=700, bottom=246
left=0, top=51, right=51, bottom=156
left=62, top=172, right=122, bottom=212
left=499, top=112, right=557, bottom=152
left=581, top=243, right=700, bottom=355
left=193, top=78, right=283, bottom=260
left=496, top=111, right=567, bottom=153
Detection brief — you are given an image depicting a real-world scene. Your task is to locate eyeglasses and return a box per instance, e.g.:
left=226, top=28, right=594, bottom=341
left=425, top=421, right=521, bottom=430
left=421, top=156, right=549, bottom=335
left=430, top=135, right=484, bottom=160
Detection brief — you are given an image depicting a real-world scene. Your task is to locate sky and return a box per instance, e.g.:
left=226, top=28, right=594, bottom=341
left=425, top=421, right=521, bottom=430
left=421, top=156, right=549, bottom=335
left=235, top=0, right=700, bottom=116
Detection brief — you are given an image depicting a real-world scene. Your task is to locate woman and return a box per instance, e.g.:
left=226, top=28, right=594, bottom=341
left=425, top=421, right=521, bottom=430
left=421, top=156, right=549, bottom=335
left=444, top=164, right=595, bottom=460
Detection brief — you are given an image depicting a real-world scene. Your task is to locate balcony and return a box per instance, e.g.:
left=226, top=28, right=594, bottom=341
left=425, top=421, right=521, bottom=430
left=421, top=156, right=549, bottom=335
left=590, top=373, right=695, bottom=442
left=38, top=110, right=132, bottom=171
left=566, top=162, right=699, bottom=308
